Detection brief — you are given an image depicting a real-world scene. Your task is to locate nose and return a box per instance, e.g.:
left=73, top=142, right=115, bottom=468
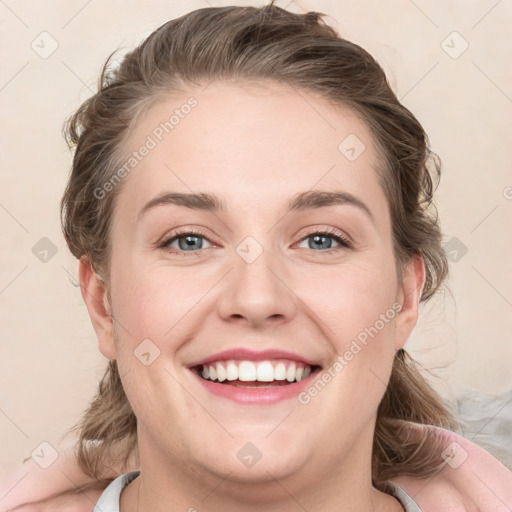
left=216, top=243, right=297, bottom=329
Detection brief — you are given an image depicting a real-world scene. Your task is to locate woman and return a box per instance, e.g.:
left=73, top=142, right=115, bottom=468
left=1, top=2, right=511, bottom=511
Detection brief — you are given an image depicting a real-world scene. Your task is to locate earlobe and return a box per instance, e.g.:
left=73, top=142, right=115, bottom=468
left=78, top=255, right=117, bottom=360
left=394, top=254, right=425, bottom=351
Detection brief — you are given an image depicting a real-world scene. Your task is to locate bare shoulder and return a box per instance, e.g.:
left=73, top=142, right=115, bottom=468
left=390, top=473, right=468, bottom=511
left=0, top=436, right=135, bottom=512
left=1, top=481, right=107, bottom=512
left=389, top=424, right=512, bottom=512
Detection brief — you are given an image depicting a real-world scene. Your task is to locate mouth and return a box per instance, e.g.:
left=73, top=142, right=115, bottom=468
left=188, top=359, right=322, bottom=404
left=191, top=359, right=321, bottom=385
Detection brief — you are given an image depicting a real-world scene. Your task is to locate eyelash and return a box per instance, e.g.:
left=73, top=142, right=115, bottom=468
left=158, top=227, right=352, bottom=255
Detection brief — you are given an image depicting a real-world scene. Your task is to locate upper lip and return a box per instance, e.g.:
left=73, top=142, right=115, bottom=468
left=187, top=348, right=322, bottom=368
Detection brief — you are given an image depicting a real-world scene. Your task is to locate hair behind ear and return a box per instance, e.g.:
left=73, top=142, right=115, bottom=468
left=69, top=360, right=138, bottom=479
left=372, top=349, right=458, bottom=483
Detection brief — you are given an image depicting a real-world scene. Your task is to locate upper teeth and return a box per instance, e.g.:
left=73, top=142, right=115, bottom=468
left=200, top=359, right=312, bottom=383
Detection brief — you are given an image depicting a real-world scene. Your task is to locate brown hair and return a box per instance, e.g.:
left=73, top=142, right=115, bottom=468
left=61, top=1, right=457, bottom=487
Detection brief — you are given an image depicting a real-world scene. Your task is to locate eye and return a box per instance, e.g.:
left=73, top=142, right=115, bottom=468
left=159, top=229, right=214, bottom=254
left=158, top=227, right=351, bottom=255
left=296, top=228, right=351, bottom=252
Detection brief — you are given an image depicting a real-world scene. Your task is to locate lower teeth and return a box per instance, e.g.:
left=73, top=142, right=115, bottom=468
left=204, top=378, right=292, bottom=386
left=233, top=384, right=279, bottom=388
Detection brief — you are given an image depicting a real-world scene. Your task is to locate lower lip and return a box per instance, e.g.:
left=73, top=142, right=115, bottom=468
left=189, top=367, right=321, bottom=405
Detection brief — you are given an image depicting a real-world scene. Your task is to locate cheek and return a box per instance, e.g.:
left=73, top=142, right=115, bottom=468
left=303, top=257, right=398, bottom=340
left=110, top=260, right=203, bottom=339
left=302, top=257, right=400, bottom=402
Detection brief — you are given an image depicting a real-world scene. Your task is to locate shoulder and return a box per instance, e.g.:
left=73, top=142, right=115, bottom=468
left=388, top=423, right=512, bottom=512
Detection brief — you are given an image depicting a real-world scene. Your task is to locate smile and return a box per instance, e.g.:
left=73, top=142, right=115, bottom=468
left=195, top=359, right=315, bottom=382
left=189, top=359, right=323, bottom=405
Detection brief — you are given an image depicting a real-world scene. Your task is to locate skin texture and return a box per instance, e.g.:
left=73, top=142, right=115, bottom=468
left=77, top=81, right=425, bottom=511
left=78, top=81, right=424, bottom=511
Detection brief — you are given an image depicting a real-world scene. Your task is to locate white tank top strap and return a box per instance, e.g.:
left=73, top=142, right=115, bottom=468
left=383, top=481, right=422, bottom=511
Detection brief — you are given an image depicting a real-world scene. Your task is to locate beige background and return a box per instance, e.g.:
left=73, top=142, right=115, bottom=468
left=1, top=0, right=511, bottom=479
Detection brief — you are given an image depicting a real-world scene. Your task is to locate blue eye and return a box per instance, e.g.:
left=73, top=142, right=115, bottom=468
left=159, top=228, right=351, bottom=255
left=160, top=229, right=213, bottom=253
left=297, top=230, right=351, bottom=251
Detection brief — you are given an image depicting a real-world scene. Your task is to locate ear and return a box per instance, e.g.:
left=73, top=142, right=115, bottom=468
left=394, top=254, right=425, bottom=351
left=78, top=255, right=117, bottom=360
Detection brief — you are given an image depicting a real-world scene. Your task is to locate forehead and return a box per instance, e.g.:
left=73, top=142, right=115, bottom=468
left=114, top=81, right=386, bottom=222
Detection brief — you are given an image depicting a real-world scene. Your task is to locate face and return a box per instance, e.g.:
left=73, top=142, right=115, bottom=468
left=81, top=80, right=423, bottom=486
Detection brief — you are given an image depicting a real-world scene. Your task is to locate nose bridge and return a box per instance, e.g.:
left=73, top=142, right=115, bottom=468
left=216, top=232, right=296, bottom=327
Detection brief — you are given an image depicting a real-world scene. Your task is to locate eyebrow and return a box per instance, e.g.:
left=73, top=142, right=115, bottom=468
left=137, top=190, right=375, bottom=224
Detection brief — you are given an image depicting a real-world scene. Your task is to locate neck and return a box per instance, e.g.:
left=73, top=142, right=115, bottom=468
left=123, top=478, right=402, bottom=512
left=119, top=426, right=404, bottom=512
